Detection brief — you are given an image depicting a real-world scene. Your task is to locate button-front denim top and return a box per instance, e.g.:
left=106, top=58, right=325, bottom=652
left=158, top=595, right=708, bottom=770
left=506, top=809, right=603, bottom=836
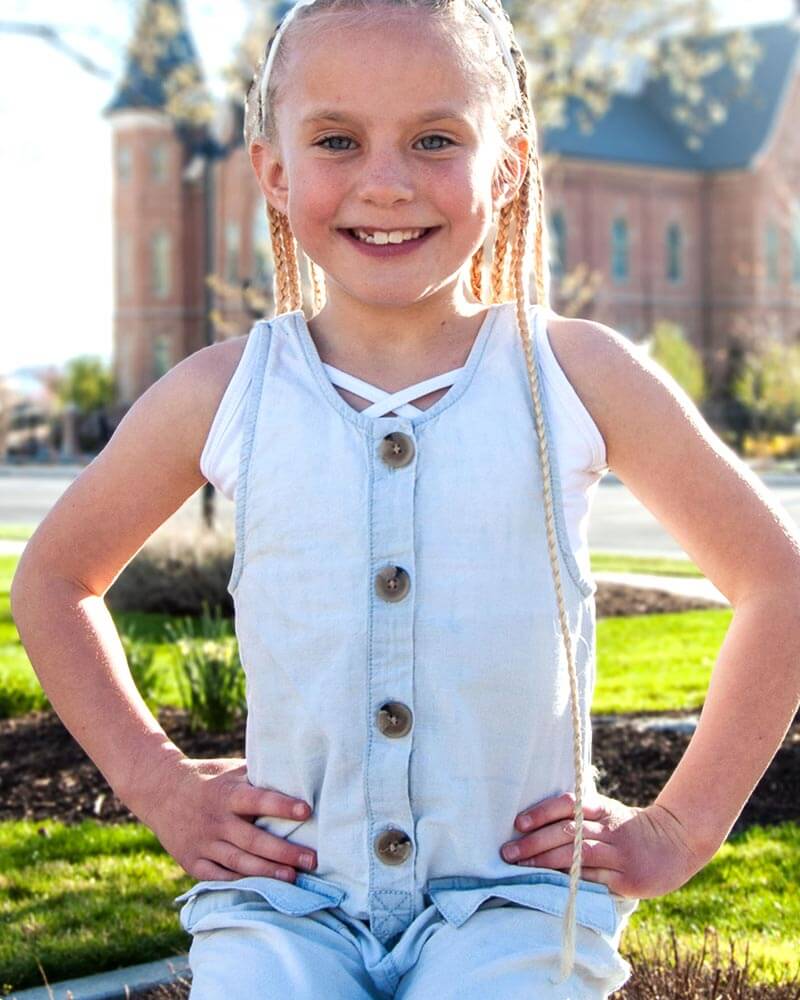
left=225, top=299, right=608, bottom=945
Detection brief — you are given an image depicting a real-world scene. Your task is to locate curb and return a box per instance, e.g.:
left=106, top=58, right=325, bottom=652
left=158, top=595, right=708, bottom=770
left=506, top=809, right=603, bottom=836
left=6, top=954, right=190, bottom=1000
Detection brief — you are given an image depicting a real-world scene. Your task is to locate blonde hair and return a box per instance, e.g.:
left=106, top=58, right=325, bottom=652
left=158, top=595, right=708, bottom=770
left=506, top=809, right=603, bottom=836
left=245, top=0, right=590, bottom=984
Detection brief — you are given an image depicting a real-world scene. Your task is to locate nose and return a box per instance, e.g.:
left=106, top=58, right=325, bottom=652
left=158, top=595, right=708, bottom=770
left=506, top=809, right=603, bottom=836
left=356, top=150, right=414, bottom=206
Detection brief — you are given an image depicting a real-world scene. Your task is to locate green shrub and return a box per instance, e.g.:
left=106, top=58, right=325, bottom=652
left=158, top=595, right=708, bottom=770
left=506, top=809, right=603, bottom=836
left=119, top=624, right=162, bottom=714
left=0, top=676, right=49, bottom=719
left=106, top=523, right=234, bottom=617
left=646, top=320, right=707, bottom=405
left=165, top=602, right=244, bottom=734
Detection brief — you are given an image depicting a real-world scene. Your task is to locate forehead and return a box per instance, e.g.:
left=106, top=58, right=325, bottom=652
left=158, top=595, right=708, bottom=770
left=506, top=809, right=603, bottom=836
left=277, top=9, right=490, bottom=130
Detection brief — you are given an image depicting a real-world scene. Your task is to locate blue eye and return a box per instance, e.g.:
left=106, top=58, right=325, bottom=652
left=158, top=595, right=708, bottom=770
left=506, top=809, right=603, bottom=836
left=315, top=134, right=454, bottom=152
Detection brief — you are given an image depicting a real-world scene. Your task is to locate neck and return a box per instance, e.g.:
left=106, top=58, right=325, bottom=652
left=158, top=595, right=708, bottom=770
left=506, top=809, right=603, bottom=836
left=305, top=284, right=494, bottom=382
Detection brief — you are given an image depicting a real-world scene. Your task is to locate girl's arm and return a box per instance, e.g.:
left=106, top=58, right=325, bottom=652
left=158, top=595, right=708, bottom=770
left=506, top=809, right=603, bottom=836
left=11, top=338, right=320, bottom=883
left=10, top=343, right=226, bottom=813
left=549, top=316, right=800, bottom=857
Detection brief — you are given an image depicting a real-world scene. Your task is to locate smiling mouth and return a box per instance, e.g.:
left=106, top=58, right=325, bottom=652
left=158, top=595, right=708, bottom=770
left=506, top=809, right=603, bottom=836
left=340, top=226, right=439, bottom=245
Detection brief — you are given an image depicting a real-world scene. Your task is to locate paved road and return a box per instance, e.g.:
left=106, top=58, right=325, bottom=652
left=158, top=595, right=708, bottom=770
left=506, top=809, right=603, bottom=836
left=3, top=463, right=800, bottom=562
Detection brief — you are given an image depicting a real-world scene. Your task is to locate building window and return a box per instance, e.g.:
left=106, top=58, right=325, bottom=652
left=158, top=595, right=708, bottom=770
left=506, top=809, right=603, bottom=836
left=153, top=334, right=171, bottom=379
left=611, top=217, right=629, bottom=282
left=666, top=222, right=683, bottom=283
left=151, top=229, right=171, bottom=298
left=548, top=210, right=567, bottom=280
left=252, top=206, right=273, bottom=286
left=765, top=221, right=779, bottom=285
left=792, top=201, right=800, bottom=287
left=117, top=145, right=132, bottom=182
left=225, top=221, right=240, bottom=283
left=151, top=143, right=168, bottom=183
left=117, top=231, right=133, bottom=299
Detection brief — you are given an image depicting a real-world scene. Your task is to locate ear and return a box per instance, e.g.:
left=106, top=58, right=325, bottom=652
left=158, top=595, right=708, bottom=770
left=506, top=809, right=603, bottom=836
left=249, top=138, right=289, bottom=216
left=492, top=132, right=530, bottom=214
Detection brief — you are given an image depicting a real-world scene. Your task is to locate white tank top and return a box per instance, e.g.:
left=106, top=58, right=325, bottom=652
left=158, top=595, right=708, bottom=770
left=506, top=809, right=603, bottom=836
left=200, top=305, right=610, bottom=581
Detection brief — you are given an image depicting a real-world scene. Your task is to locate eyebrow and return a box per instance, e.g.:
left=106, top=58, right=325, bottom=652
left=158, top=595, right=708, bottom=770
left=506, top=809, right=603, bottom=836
left=300, top=107, right=471, bottom=126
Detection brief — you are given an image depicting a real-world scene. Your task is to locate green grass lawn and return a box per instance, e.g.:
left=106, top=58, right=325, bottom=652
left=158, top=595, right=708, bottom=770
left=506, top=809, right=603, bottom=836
left=0, top=818, right=795, bottom=992
left=0, top=524, right=37, bottom=542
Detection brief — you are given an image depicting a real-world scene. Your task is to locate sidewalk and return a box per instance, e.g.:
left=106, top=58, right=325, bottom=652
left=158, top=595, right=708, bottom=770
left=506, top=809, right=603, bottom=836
left=593, top=570, right=730, bottom=606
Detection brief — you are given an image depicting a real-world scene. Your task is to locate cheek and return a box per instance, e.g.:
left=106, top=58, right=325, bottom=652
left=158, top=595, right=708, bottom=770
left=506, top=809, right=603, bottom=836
left=290, top=168, right=344, bottom=232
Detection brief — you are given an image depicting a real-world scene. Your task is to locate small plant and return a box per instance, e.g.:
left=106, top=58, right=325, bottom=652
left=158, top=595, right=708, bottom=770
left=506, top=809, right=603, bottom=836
left=165, top=601, right=245, bottom=734
left=619, top=925, right=800, bottom=998
left=119, top=624, right=161, bottom=714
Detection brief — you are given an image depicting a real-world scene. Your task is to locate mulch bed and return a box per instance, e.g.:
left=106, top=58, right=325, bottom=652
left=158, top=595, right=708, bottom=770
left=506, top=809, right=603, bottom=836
left=1, top=583, right=797, bottom=833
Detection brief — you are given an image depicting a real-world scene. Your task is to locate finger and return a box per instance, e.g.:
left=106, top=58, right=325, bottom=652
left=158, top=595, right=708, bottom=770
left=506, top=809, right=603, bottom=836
left=516, top=792, right=603, bottom=833
left=228, top=783, right=312, bottom=822
left=191, top=858, right=249, bottom=881
left=553, top=866, right=620, bottom=894
left=205, top=839, right=301, bottom=881
left=225, top=815, right=317, bottom=871
left=520, top=839, right=621, bottom=872
left=502, top=819, right=607, bottom=863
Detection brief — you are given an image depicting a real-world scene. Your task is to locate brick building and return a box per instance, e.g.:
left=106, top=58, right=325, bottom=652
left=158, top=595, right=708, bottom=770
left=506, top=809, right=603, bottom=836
left=104, top=1, right=800, bottom=405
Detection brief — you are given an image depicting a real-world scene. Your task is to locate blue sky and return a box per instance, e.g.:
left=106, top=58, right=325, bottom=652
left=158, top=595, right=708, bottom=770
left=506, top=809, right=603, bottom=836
left=0, top=0, right=794, bottom=376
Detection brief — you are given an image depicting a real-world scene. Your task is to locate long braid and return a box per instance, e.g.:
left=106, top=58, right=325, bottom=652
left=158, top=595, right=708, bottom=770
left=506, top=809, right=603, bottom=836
left=491, top=200, right=514, bottom=302
left=470, top=244, right=485, bottom=302
left=280, top=213, right=304, bottom=312
left=504, top=23, right=586, bottom=984
left=308, top=256, right=326, bottom=313
left=267, top=202, right=293, bottom=315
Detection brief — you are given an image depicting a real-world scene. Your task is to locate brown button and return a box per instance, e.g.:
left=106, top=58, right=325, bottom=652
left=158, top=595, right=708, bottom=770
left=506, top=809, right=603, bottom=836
left=375, top=565, right=410, bottom=602
left=374, top=829, right=413, bottom=866
left=376, top=701, right=413, bottom=738
left=379, top=432, right=415, bottom=469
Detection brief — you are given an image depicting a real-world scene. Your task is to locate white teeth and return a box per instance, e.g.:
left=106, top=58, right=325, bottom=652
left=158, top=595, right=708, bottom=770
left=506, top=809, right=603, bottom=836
left=352, top=228, right=426, bottom=245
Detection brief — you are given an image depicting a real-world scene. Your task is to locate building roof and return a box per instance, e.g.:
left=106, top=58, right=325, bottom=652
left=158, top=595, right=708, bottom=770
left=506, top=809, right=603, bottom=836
left=541, top=19, right=800, bottom=171
left=103, top=0, right=206, bottom=117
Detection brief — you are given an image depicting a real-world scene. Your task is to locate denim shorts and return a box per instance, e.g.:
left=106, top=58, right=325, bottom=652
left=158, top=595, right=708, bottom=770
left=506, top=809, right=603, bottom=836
left=174, top=872, right=640, bottom=998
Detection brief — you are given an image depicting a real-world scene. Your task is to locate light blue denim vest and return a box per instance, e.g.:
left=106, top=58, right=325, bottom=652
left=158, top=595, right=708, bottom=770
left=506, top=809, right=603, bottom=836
left=187, top=300, right=629, bottom=949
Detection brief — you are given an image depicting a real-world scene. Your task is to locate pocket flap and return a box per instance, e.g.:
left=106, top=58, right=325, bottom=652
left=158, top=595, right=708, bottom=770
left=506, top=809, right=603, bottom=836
left=172, top=873, right=346, bottom=933
left=426, top=870, right=618, bottom=937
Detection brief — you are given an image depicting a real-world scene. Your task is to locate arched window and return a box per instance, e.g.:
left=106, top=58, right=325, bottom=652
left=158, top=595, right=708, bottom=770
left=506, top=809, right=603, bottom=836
left=666, top=222, right=683, bottom=283
left=117, top=231, right=133, bottom=299
left=792, top=201, right=800, bottom=287
left=151, top=230, right=171, bottom=298
left=252, top=205, right=273, bottom=287
left=152, top=334, right=171, bottom=379
left=151, top=143, right=168, bottom=183
left=765, top=221, right=779, bottom=285
left=548, top=210, right=567, bottom=280
left=117, top=145, right=132, bottom=183
left=225, top=221, right=241, bottom=283
left=611, top=217, right=629, bottom=282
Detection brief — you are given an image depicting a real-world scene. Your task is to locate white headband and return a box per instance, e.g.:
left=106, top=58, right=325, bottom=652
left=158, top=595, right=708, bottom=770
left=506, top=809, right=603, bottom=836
left=256, top=0, right=522, bottom=123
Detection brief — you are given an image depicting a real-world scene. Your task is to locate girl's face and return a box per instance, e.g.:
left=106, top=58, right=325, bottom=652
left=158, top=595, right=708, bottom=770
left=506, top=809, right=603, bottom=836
left=252, top=10, right=521, bottom=310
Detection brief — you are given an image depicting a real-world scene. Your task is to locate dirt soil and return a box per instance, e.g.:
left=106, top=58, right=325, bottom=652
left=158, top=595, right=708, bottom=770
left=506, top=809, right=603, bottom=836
left=2, top=583, right=797, bottom=835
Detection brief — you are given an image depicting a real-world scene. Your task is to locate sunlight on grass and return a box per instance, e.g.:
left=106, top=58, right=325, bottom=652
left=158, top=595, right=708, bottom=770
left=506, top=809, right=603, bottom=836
left=590, top=552, right=702, bottom=577
left=0, top=524, right=36, bottom=542
left=0, top=819, right=194, bottom=992
left=623, top=822, right=800, bottom=984
left=593, top=608, right=732, bottom=714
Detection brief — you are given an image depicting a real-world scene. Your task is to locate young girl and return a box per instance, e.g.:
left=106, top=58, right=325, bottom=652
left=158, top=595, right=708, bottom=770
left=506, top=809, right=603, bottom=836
left=11, top=0, right=800, bottom=997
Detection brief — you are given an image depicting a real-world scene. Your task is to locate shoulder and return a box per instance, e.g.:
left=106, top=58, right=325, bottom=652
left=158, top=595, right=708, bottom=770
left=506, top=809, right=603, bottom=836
left=540, top=308, right=800, bottom=603
left=176, top=333, right=252, bottom=458
left=535, top=309, right=656, bottom=471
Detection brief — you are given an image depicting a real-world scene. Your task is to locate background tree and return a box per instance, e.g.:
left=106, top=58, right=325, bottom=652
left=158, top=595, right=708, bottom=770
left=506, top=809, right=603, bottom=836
left=646, top=320, right=707, bottom=406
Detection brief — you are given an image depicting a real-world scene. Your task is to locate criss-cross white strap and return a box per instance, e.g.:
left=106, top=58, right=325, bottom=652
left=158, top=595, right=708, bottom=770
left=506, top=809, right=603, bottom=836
left=322, top=363, right=464, bottom=417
